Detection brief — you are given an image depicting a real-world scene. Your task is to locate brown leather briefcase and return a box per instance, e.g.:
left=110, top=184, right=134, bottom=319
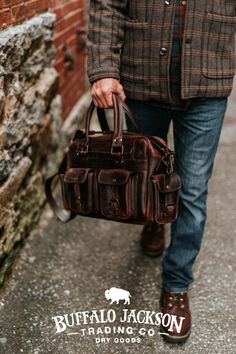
left=45, top=94, right=181, bottom=224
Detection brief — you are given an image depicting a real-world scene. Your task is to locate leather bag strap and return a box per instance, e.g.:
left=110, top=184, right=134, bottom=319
left=97, top=99, right=141, bottom=133
left=45, top=155, right=76, bottom=223
left=97, top=108, right=110, bottom=131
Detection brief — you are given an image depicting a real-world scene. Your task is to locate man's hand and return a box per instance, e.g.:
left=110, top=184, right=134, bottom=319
left=91, top=78, right=126, bottom=108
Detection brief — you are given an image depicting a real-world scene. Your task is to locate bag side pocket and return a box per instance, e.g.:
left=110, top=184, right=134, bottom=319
left=151, top=173, right=181, bottom=224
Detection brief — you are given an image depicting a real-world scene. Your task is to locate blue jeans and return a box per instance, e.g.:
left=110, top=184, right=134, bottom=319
left=126, top=97, right=228, bottom=293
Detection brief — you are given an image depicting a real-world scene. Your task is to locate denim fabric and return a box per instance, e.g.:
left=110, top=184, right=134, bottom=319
left=126, top=97, right=228, bottom=292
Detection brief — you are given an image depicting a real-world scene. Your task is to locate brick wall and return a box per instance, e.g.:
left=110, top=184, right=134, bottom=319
left=53, top=0, right=86, bottom=118
left=0, top=0, right=87, bottom=119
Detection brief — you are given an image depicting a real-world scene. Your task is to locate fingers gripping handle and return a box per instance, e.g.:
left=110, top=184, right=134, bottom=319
left=84, top=93, right=121, bottom=146
left=84, top=93, right=140, bottom=155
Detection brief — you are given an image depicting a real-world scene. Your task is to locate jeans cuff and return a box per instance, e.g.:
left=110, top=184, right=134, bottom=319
left=163, top=286, right=188, bottom=293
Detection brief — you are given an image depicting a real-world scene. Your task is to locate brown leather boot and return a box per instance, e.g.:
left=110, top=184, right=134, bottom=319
left=160, top=290, right=191, bottom=343
left=140, top=222, right=165, bottom=257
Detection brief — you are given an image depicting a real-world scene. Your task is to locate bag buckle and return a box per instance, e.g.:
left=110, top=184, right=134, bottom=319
left=167, top=154, right=174, bottom=174
left=163, top=153, right=174, bottom=174
left=80, top=143, right=89, bottom=154
left=111, top=137, right=124, bottom=156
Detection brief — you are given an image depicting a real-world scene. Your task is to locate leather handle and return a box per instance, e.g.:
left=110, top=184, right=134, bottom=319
left=85, top=93, right=122, bottom=147
left=97, top=100, right=141, bottom=134
left=83, top=93, right=141, bottom=155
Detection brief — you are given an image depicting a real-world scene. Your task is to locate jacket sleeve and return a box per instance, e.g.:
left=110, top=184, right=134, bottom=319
left=87, top=0, right=128, bottom=84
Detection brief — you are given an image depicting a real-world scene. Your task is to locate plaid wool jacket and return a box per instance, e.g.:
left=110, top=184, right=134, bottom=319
left=87, top=0, right=236, bottom=104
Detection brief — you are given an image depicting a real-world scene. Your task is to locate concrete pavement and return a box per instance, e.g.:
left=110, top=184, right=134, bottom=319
left=0, top=86, right=236, bottom=354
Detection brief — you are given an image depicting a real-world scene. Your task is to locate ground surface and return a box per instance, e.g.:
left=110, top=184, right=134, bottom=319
left=0, top=84, right=236, bottom=354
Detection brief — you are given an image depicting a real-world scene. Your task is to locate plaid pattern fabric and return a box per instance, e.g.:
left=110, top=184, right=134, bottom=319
left=87, top=1, right=236, bottom=103
left=150, top=0, right=192, bottom=111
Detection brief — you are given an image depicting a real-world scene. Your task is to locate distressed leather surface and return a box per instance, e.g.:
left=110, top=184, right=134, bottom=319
left=46, top=96, right=181, bottom=224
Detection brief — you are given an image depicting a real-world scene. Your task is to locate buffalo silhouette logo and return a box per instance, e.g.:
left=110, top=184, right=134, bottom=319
left=105, top=287, right=131, bottom=305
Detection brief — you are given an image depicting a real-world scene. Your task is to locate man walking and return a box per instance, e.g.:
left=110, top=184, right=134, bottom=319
left=87, top=0, right=235, bottom=342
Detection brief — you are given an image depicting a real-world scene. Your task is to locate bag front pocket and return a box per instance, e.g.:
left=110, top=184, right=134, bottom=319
left=151, top=173, right=181, bottom=224
left=64, top=168, right=98, bottom=215
left=98, top=169, right=133, bottom=220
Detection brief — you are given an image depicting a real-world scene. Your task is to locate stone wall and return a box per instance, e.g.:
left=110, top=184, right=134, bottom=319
left=0, top=0, right=93, bottom=287
left=0, top=13, right=65, bottom=286
left=0, top=0, right=87, bottom=119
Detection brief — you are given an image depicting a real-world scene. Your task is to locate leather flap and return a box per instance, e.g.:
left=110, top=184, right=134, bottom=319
left=152, top=173, right=181, bottom=193
left=64, top=168, right=91, bottom=184
left=98, top=169, right=132, bottom=185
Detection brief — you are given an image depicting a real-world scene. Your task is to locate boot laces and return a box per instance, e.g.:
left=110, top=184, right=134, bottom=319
left=168, top=293, right=185, bottom=309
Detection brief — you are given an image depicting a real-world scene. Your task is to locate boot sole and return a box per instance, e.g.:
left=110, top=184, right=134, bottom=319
left=160, top=327, right=191, bottom=343
left=141, top=246, right=164, bottom=257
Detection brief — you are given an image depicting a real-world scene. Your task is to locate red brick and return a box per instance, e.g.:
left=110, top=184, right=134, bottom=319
left=55, top=60, right=64, bottom=74
left=63, top=87, right=84, bottom=117
left=64, top=89, right=84, bottom=108
left=54, top=0, right=83, bottom=20
left=1, top=0, right=52, bottom=25
left=0, top=9, right=12, bottom=27
left=52, top=0, right=72, bottom=10
left=55, top=9, right=83, bottom=33
left=0, top=0, right=21, bottom=9
left=11, top=3, right=28, bottom=22
left=26, top=0, right=49, bottom=16
left=63, top=79, right=84, bottom=97
left=54, top=23, right=80, bottom=48
left=60, top=67, right=83, bottom=88
left=55, top=54, right=84, bottom=82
